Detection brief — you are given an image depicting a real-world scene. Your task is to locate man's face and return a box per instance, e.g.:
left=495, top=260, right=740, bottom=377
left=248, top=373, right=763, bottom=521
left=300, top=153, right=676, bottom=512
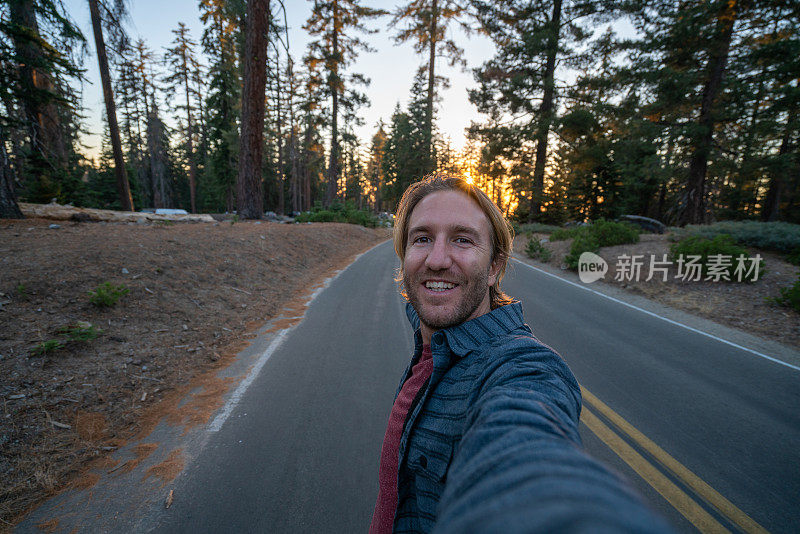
left=403, top=190, right=500, bottom=337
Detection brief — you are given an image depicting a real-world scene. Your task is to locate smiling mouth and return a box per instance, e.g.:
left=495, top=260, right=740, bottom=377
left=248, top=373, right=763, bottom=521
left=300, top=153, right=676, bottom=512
left=424, top=281, right=458, bottom=292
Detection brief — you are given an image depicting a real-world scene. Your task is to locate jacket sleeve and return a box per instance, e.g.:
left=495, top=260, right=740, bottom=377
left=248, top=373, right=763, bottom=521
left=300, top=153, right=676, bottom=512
left=432, top=340, right=673, bottom=534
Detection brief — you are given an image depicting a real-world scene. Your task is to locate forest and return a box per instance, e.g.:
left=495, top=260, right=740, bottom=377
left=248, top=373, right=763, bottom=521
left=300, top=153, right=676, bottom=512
left=0, top=0, right=797, bottom=225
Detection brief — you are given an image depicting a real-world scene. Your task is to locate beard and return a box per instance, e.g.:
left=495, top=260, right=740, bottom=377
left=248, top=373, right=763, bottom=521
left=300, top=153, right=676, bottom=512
left=404, top=267, right=490, bottom=331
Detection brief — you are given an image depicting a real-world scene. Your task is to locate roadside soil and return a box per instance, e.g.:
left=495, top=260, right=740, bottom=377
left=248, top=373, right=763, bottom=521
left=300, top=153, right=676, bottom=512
left=514, top=233, right=800, bottom=348
left=0, top=216, right=389, bottom=530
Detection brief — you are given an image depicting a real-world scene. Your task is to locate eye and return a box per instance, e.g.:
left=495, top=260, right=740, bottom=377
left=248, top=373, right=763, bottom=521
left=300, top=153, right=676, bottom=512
left=454, top=237, right=474, bottom=245
left=412, top=236, right=430, bottom=244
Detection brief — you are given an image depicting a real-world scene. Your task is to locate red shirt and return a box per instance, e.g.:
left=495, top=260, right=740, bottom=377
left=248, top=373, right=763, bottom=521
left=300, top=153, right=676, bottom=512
left=370, top=345, right=434, bottom=534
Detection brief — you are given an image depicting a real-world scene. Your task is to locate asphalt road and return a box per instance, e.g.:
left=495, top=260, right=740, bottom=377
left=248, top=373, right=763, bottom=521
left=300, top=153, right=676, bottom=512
left=20, top=239, right=799, bottom=533
left=154, top=240, right=799, bottom=533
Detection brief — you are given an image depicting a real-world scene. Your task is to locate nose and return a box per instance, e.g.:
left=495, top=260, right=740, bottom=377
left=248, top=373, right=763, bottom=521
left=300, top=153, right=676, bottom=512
left=425, top=237, right=452, bottom=271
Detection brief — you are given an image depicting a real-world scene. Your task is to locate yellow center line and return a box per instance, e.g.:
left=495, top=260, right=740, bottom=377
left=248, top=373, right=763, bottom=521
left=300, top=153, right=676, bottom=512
left=580, top=406, right=727, bottom=532
left=581, top=386, right=768, bottom=534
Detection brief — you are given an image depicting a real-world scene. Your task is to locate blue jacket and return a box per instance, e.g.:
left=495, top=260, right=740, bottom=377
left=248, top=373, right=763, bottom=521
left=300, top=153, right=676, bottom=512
left=393, top=301, right=672, bottom=533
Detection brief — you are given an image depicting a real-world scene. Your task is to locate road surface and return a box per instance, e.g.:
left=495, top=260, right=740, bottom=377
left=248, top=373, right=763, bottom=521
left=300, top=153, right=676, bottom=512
left=18, top=240, right=800, bottom=533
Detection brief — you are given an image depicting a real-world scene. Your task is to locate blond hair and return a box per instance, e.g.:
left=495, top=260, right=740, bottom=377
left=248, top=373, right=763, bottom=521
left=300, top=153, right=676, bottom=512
left=393, top=172, right=516, bottom=309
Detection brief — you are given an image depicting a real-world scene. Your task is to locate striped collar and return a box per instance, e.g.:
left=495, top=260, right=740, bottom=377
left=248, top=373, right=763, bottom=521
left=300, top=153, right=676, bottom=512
left=405, top=301, right=525, bottom=358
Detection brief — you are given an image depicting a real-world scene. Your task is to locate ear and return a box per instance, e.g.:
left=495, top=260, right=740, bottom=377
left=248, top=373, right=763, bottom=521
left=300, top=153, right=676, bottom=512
left=488, top=255, right=503, bottom=287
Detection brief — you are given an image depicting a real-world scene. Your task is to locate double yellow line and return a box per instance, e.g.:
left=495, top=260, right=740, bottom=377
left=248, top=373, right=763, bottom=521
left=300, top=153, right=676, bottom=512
left=580, top=386, right=768, bottom=534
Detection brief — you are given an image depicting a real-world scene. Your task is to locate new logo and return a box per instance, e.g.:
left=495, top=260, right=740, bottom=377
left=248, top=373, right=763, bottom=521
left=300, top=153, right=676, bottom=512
left=578, top=252, right=607, bottom=284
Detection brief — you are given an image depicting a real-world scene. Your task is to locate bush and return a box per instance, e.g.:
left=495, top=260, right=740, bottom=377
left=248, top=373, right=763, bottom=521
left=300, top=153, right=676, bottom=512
left=787, top=247, right=800, bottom=266
left=31, top=339, right=64, bottom=356
left=565, top=232, right=601, bottom=270
left=591, top=219, right=640, bottom=247
left=549, top=226, right=584, bottom=241
left=30, top=322, right=101, bottom=357
left=525, top=237, right=552, bottom=262
left=57, top=322, right=101, bottom=342
left=669, top=234, right=764, bottom=282
left=769, top=275, right=800, bottom=312
left=88, top=282, right=130, bottom=307
left=550, top=219, right=639, bottom=247
left=554, top=220, right=640, bottom=270
left=295, top=201, right=378, bottom=228
left=676, top=221, right=800, bottom=253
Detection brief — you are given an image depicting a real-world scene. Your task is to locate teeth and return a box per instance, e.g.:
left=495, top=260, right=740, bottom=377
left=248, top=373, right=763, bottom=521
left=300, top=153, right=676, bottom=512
left=426, top=281, right=455, bottom=291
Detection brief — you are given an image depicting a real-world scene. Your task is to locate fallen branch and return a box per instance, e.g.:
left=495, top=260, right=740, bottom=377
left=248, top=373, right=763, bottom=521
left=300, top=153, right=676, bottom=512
left=225, top=285, right=252, bottom=295
left=132, top=375, right=163, bottom=383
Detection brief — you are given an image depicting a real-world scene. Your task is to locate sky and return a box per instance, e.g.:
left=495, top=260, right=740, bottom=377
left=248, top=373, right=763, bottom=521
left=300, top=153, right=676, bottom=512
left=63, top=0, right=497, bottom=160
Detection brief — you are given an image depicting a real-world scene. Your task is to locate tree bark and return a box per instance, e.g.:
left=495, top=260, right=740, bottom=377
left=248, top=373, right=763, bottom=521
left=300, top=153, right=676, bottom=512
left=761, top=118, right=795, bottom=221
left=89, top=0, right=134, bottom=211
left=425, top=0, right=438, bottom=170
left=325, top=0, right=341, bottom=207
left=276, top=52, right=285, bottom=215
left=180, top=41, right=198, bottom=213
left=9, top=0, right=67, bottom=171
left=288, top=60, right=300, bottom=214
left=680, top=0, right=737, bottom=225
left=0, top=131, right=24, bottom=218
left=528, top=0, right=561, bottom=222
left=236, top=0, right=270, bottom=219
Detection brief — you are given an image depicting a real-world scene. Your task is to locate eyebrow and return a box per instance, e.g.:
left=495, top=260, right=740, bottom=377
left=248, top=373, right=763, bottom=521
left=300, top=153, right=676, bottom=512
left=408, top=224, right=482, bottom=240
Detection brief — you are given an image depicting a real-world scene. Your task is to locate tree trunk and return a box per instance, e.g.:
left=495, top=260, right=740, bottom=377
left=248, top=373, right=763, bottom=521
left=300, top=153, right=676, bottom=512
left=425, top=0, right=438, bottom=170
left=325, top=0, right=340, bottom=207
left=276, top=53, right=285, bottom=215
left=680, top=0, right=737, bottom=225
left=236, top=0, right=270, bottom=219
left=0, top=131, right=24, bottom=219
left=180, top=47, right=198, bottom=213
left=528, top=0, right=561, bottom=222
left=288, top=61, right=300, bottom=214
left=761, top=118, right=795, bottom=221
left=9, top=0, right=67, bottom=171
left=89, top=0, right=134, bottom=211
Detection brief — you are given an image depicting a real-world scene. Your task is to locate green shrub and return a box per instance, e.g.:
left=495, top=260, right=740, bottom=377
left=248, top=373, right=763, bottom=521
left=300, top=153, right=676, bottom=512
left=31, top=322, right=101, bottom=357
left=88, top=282, right=130, bottom=307
left=295, top=201, right=378, bottom=228
left=565, top=232, right=601, bottom=270
left=551, top=219, right=639, bottom=247
left=57, top=322, right=101, bottom=342
left=787, top=247, right=800, bottom=266
left=591, top=219, right=640, bottom=247
left=676, top=221, right=800, bottom=253
left=525, top=238, right=552, bottom=262
left=31, top=339, right=64, bottom=356
left=769, top=275, right=800, bottom=312
left=555, top=220, right=640, bottom=270
left=550, top=226, right=584, bottom=241
left=669, top=234, right=764, bottom=282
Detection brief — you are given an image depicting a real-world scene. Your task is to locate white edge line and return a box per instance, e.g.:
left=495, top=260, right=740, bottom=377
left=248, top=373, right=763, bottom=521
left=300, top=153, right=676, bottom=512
left=208, top=240, right=387, bottom=432
left=512, top=258, right=800, bottom=372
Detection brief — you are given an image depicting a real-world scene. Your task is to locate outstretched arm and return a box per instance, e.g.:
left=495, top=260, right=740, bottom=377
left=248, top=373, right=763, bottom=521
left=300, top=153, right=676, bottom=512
left=433, top=343, right=673, bottom=533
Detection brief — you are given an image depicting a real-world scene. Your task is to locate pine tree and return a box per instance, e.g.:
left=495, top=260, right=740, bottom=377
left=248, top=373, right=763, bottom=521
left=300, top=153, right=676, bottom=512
left=237, top=0, right=270, bottom=219
left=1, top=0, right=86, bottom=209
left=88, top=0, right=134, bottom=211
left=366, top=121, right=387, bottom=212
left=163, top=22, right=201, bottom=213
left=391, top=0, right=468, bottom=173
left=303, top=0, right=385, bottom=206
left=199, top=0, right=244, bottom=212
left=470, top=0, right=594, bottom=221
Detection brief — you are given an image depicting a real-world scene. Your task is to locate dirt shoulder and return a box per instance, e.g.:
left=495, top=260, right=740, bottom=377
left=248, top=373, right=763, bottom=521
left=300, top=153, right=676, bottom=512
left=513, top=233, right=800, bottom=349
left=0, top=217, right=389, bottom=529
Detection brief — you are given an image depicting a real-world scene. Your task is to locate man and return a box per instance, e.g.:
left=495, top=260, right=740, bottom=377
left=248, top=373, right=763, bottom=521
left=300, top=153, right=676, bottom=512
left=370, top=173, right=671, bottom=533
